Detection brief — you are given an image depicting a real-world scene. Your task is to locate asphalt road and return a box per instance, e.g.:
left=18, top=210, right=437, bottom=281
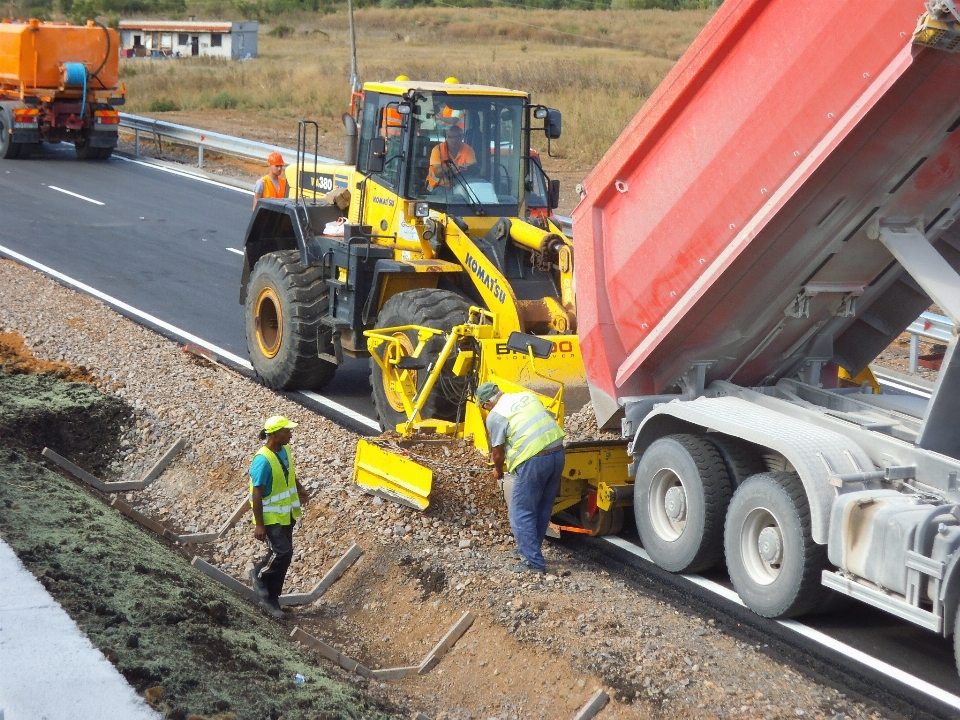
left=3, top=146, right=960, bottom=716
left=0, top=143, right=377, bottom=430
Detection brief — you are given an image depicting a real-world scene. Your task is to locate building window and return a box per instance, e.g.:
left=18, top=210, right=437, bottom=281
left=178, top=33, right=188, bottom=45
left=211, top=33, right=222, bottom=47
left=133, top=34, right=142, bottom=47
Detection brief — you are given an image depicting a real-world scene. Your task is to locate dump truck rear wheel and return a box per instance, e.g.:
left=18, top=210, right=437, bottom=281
left=634, top=434, right=731, bottom=573
left=74, top=136, right=110, bottom=161
left=705, top=435, right=765, bottom=489
left=245, top=250, right=337, bottom=391
left=370, top=288, right=471, bottom=431
left=724, top=471, right=828, bottom=618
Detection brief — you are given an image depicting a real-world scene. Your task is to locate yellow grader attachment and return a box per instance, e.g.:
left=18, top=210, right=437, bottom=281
left=351, top=309, right=633, bottom=534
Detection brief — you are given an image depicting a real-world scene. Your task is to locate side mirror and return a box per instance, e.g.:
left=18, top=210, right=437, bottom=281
left=368, top=136, right=386, bottom=174
left=506, top=331, right=553, bottom=359
left=548, top=179, right=560, bottom=210
left=544, top=109, right=562, bottom=140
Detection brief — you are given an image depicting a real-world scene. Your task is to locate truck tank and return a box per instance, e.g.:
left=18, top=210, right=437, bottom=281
left=0, top=20, right=119, bottom=92
left=572, top=0, right=960, bottom=431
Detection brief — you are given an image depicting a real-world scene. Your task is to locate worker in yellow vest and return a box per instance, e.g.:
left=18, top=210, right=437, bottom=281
left=248, top=415, right=309, bottom=617
left=477, top=382, right=565, bottom=575
left=252, top=152, right=289, bottom=209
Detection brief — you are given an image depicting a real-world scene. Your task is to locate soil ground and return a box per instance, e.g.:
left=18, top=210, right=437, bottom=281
left=0, top=371, right=393, bottom=720
left=0, top=258, right=897, bottom=720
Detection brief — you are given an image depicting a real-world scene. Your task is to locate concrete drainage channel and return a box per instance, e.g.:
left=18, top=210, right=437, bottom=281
left=39, top=443, right=611, bottom=720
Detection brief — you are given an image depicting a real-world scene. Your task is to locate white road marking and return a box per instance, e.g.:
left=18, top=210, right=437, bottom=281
left=0, top=242, right=380, bottom=432
left=226, top=248, right=244, bottom=255
left=873, top=373, right=932, bottom=399
left=48, top=185, right=105, bottom=206
left=601, top=535, right=960, bottom=711
left=113, top=155, right=252, bottom=195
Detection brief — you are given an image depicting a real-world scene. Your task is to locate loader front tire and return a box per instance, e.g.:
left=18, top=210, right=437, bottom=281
left=634, top=434, right=731, bottom=573
left=245, top=250, right=337, bottom=391
left=370, top=288, right=471, bottom=431
left=724, top=471, right=828, bottom=618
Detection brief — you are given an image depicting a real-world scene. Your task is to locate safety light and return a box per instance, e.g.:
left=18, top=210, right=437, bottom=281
left=408, top=201, right=429, bottom=218
left=94, top=109, right=120, bottom=124
left=13, top=107, right=38, bottom=128
left=533, top=106, right=548, bottom=119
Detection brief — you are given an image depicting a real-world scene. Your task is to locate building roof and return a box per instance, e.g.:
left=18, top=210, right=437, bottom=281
left=119, top=20, right=241, bottom=32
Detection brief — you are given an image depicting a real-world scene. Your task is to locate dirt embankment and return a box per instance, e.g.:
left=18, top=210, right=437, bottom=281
left=0, top=359, right=394, bottom=719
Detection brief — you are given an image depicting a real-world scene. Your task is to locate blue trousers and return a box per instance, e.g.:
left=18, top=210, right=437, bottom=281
left=509, top=449, right=564, bottom=570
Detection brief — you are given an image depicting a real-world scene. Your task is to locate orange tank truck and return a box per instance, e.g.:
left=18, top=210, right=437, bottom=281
left=0, top=18, right=124, bottom=160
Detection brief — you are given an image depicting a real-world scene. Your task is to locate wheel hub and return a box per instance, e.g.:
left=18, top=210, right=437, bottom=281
left=757, top=526, right=782, bottom=565
left=254, top=288, right=283, bottom=358
left=381, top=331, right=417, bottom=413
left=664, top=486, right=686, bottom=522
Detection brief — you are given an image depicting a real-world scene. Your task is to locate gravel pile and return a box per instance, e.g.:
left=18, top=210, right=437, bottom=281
left=0, top=257, right=894, bottom=719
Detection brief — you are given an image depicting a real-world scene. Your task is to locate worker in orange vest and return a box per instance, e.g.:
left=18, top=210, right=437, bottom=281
left=427, top=124, right=477, bottom=191
left=253, top=152, right=289, bottom=209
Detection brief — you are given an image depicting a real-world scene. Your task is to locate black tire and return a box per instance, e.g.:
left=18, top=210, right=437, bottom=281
left=705, top=435, right=765, bottom=489
left=245, top=250, right=337, bottom=391
left=634, top=434, right=732, bottom=573
left=0, top=108, right=22, bottom=160
left=75, top=135, right=109, bottom=160
left=579, top=500, right=624, bottom=537
left=370, top=288, right=471, bottom=430
left=724, top=471, right=829, bottom=618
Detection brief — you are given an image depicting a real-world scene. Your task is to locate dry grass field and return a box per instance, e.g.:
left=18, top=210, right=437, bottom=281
left=120, top=6, right=713, bottom=175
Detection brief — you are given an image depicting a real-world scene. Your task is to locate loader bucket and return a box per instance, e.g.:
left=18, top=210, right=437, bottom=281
left=353, top=439, right=433, bottom=511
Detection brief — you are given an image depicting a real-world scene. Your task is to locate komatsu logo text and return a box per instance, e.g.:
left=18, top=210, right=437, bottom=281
left=465, top=253, right=507, bottom=304
left=373, top=196, right=395, bottom=207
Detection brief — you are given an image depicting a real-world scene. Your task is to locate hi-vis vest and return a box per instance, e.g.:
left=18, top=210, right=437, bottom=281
left=249, top=446, right=301, bottom=525
left=492, top=392, right=565, bottom=472
left=261, top=175, right=288, bottom=199
left=427, top=143, right=475, bottom=189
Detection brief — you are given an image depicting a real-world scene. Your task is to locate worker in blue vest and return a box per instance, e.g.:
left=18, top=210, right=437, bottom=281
left=477, top=382, right=565, bottom=575
left=248, top=415, right=309, bottom=617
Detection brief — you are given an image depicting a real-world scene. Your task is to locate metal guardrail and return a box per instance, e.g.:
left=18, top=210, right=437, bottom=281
left=906, top=311, right=954, bottom=372
left=118, top=112, right=337, bottom=168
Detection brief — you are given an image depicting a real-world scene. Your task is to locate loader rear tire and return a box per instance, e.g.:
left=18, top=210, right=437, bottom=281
left=724, top=471, right=829, bottom=618
left=245, top=250, right=337, bottom=391
left=370, top=288, right=471, bottom=431
left=634, top=434, right=732, bottom=573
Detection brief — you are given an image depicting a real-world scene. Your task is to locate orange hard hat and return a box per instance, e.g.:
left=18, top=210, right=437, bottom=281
left=267, top=151, right=286, bottom=167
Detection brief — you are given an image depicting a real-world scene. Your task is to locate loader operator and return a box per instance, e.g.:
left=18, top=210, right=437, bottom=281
left=426, top=124, right=477, bottom=191
left=252, top=152, right=289, bottom=209
left=248, top=415, right=310, bottom=618
left=477, top=382, right=565, bottom=575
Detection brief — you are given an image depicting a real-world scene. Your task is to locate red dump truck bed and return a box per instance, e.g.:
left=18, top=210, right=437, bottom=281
left=572, top=0, right=960, bottom=427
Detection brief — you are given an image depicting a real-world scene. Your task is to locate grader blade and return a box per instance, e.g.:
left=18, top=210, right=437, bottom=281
left=352, top=439, right=433, bottom=511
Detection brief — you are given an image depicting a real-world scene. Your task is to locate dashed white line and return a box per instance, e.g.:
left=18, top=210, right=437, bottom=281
left=48, top=185, right=105, bottom=206
left=601, top=535, right=960, bottom=711
left=226, top=248, right=244, bottom=256
left=0, top=242, right=380, bottom=433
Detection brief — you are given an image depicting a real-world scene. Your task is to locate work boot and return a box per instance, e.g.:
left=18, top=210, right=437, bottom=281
left=509, top=561, right=545, bottom=575
left=249, top=568, right=269, bottom=601
left=507, top=548, right=522, bottom=560
left=260, top=598, right=283, bottom=619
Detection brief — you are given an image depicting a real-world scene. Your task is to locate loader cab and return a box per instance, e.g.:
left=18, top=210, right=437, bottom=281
left=356, top=84, right=548, bottom=219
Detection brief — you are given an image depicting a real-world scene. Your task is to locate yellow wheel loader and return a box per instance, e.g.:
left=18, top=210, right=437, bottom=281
left=353, top=307, right=632, bottom=534
left=239, top=77, right=589, bottom=431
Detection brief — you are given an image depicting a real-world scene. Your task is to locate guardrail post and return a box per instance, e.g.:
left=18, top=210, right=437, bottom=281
left=134, top=128, right=139, bottom=156
left=198, top=144, right=204, bottom=169
left=910, top=332, right=919, bottom=373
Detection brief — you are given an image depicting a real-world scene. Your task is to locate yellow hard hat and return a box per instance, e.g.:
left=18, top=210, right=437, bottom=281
left=263, top=415, right=298, bottom=434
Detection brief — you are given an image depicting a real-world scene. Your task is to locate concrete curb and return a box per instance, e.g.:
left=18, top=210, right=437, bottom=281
left=571, top=689, right=610, bottom=720
left=417, top=611, right=475, bottom=674
left=279, top=542, right=363, bottom=606
left=291, top=627, right=372, bottom=678
left=41, top=439, right=185, bottom=492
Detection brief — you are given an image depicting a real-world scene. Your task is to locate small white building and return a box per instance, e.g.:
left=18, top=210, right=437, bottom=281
left=118, top=20, right=258, bottom=60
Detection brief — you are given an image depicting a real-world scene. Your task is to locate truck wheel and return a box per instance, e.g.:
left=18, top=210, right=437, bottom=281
left=705, top=435, right=765, bottom=489
left=0, top=108, right=22, bottom=160
left=75, top=136, right=108, bottom=160
left=370, top=288, right=471, bottom=431
left=634, top=434, right=731, bottom=573
left=724, top=471, right=828, bottom=618
left=245, top=250, right=337, bottom=391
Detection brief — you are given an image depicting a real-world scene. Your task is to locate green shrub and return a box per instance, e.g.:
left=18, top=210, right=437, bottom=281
left=268, top=23, right=295, bottom=37
left=209, top=91, right=240, bottom=109
left=148, top=98, right=180, bottom=112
